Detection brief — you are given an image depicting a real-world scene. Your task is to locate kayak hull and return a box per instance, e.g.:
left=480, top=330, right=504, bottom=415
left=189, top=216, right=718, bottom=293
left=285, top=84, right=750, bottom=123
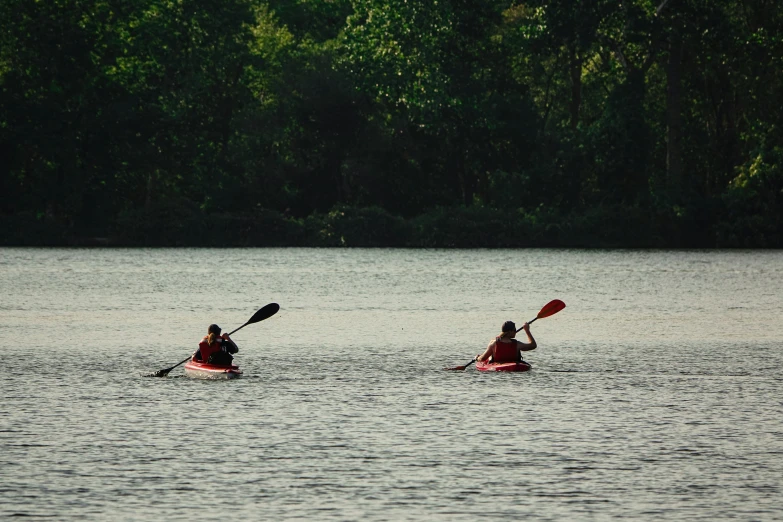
left=183, top=360, right=242, bottom=379
left=476, top=360, right=531, bottom=372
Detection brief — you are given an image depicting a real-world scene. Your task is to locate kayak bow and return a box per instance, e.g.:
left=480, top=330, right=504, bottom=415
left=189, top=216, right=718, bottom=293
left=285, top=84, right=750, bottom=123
left=183, top=360, right=243, bottom=379
left=475, top=360, right=532, bottom=372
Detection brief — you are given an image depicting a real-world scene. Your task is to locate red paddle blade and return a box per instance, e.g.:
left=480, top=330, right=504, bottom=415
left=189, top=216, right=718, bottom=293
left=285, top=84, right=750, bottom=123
left=537, top=299, right=566, bottom=319
left=444, top=359, right=475, bottom=371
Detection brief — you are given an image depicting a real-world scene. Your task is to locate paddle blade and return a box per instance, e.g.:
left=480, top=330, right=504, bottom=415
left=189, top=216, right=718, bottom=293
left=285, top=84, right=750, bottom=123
left=444, top=359, right=475, bottom=371
left=537, top=299, right=566, bottom=319
left=146, top=356, right=191, bottom=377
left=246, top=303, right=280, bottom=325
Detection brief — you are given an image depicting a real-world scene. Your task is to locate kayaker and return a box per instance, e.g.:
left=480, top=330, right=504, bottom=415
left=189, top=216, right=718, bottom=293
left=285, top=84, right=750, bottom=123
left=476, top=321, right=536, bottom=364
left=192, top=324, right=239, bottom=365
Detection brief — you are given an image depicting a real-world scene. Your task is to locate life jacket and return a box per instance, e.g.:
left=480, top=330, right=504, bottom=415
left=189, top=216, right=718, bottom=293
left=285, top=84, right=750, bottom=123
left=493, top=339, right=519, bottom=363
left=197, top=337, right=224, bottom=363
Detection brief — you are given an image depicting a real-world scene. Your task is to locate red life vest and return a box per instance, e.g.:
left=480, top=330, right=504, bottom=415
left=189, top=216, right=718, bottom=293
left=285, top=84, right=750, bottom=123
left=493, top=339, right=519, bottom=363
left=197, top=337, right=223, bottom=363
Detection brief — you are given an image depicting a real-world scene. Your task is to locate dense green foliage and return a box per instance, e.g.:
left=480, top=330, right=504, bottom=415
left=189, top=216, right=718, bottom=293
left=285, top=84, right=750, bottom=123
left=1, top=0, right=781, bottom=247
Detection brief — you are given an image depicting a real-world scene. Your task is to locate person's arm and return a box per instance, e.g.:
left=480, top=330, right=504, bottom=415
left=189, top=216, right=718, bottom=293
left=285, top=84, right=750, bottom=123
left=517, top=323, right=537, bottom=351
left=476, top=339, right=496, bottom=362
left=221, top=334, right=239, bottom=354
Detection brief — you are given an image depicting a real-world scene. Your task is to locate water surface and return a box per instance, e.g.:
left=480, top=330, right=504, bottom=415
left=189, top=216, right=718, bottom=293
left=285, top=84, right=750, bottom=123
left=1, top=248, right=782, bottom=520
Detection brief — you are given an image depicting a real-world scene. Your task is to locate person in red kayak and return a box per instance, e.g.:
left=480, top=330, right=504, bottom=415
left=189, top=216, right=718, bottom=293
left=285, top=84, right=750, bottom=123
left=476, top=320, right=536, bottom=364
left=192, top=324, right=239, bottom=365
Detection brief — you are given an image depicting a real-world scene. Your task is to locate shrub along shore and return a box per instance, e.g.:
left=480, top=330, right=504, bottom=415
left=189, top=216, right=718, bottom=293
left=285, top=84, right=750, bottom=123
left=2, top=201, right=776, bottom=249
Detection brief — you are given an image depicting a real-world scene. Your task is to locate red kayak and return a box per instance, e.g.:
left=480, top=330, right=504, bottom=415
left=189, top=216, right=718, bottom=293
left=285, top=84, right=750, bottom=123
left=476, top=360, right=532, bottom=372
left=183, top=360, right=242, bottom=379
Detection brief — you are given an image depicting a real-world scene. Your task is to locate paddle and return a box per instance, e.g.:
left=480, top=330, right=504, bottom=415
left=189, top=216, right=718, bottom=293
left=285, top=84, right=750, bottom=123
left=444, top=299, right=566, bottom=371
left=148, top=303, right=280, bottom=377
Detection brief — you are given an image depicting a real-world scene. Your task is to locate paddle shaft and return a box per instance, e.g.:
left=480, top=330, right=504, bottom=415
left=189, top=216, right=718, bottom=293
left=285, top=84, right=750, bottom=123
left=227, top=323, right=248, bottom=336
left=515, top=316, right=538, bottom=333
left=165, top=356, right=192, bottom=373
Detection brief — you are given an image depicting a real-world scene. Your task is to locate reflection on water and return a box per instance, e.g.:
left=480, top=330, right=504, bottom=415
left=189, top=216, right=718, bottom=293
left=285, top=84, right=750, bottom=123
left=1, top=248, right=782, bottom=520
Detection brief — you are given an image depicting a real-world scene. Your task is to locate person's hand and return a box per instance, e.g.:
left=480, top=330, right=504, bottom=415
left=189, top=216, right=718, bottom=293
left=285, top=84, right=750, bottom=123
left=522, top=322, right=530, bottom=332
left=221, top=333, right=230, bottom=340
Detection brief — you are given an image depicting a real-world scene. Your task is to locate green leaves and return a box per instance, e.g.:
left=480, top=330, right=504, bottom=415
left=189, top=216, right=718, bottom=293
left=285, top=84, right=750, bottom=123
left=1, top=0, right=783, bottom=246
left=341, top=0, right=452, bottom=115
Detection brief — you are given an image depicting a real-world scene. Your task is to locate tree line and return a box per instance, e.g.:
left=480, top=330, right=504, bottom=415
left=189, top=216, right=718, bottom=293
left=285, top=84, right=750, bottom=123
left=1, top=0, right=781, bottom=247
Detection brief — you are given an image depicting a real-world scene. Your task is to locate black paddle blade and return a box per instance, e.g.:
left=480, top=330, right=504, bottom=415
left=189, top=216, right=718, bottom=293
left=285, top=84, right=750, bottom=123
left=246, top=303, right=280, bottom=325
left=147, top=356, right=191, bottom=377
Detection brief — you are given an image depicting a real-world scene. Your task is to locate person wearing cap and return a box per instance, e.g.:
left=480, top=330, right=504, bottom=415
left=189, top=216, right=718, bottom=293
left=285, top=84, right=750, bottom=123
left=192, top=324, right=239, bottom=365
left=476, top=320, right=536, bottom=364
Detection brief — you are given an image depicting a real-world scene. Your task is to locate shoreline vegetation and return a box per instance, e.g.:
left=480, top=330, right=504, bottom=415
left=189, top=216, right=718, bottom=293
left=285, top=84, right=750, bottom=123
left=2, top=1, right=781, bottom=249
left=3, top=201, right=777, bottom=248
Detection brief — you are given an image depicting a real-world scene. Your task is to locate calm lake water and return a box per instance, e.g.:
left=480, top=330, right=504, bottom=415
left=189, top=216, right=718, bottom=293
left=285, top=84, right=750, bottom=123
left=1, top=248, right=782, bottom=520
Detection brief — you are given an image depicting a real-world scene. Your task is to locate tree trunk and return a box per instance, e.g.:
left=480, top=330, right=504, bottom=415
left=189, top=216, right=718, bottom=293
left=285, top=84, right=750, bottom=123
left=666, top=34, right=683, bottom=199
left=146, top=172, right=156, bottom=210
left=569, top=47, right=582, bottom=130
